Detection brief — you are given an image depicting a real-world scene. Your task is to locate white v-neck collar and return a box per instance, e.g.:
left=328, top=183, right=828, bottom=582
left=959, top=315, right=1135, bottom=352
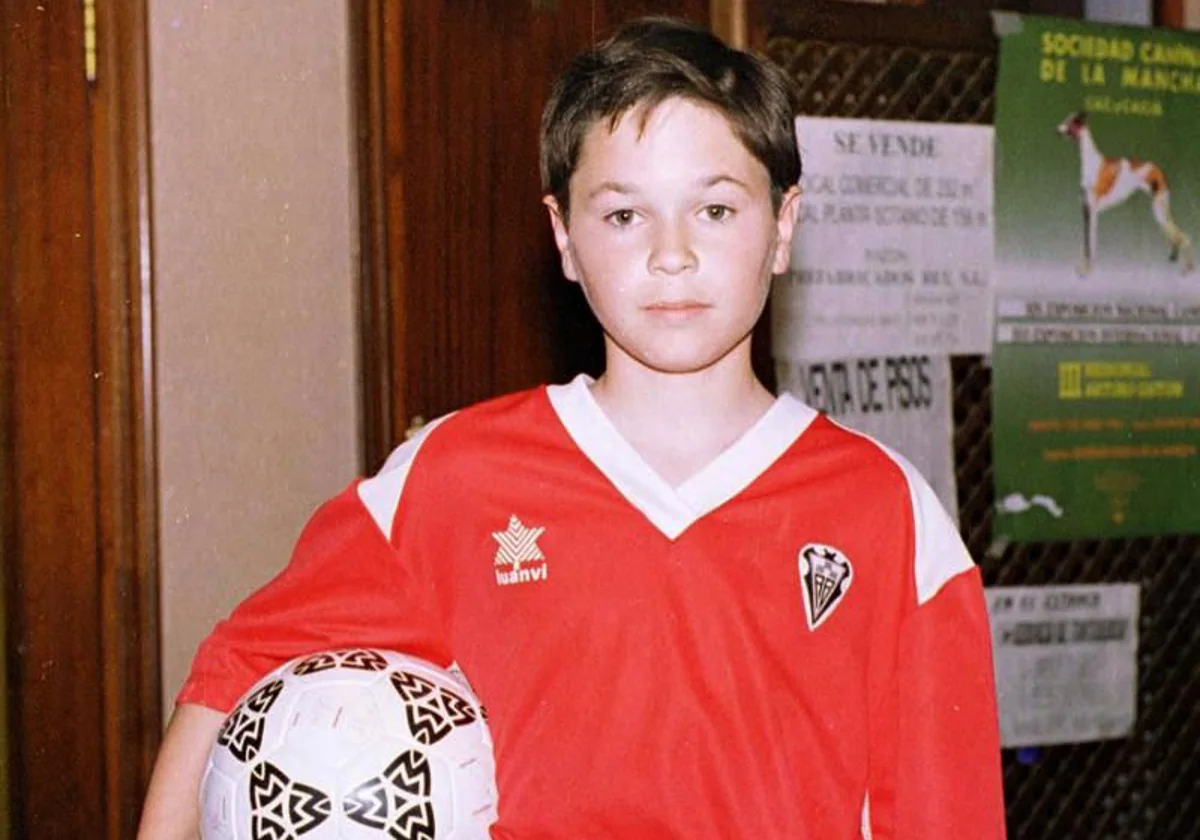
left=546, top=374, right=817, bottom=540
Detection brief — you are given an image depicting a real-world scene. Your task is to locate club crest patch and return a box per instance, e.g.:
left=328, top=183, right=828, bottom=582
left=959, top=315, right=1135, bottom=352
left=798, top=543, right=853, bottom=630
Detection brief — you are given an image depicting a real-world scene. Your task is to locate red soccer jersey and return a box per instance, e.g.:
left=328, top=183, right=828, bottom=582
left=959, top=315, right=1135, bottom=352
left=181, top=376, right=1006, bottom=839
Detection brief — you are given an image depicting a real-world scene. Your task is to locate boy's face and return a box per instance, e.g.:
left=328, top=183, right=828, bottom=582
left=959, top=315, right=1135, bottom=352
left=545, top=98, right=799, bottom=378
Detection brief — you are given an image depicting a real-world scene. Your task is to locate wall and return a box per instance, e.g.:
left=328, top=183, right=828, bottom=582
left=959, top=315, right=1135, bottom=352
left=149, top=0, right=360, bottom=717
left=1188, top=0, right=1200, bottom=26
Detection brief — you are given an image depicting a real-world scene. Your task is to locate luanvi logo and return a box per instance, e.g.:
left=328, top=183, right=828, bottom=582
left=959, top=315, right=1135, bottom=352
left=492, top=515, right=549, bottom=587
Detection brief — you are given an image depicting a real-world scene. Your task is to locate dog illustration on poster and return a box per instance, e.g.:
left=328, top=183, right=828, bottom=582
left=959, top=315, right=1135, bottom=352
left=1057, top=110, right=1194, bottom=276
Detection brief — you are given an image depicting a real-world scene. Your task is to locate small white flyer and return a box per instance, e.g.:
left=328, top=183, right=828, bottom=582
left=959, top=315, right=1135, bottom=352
left=987, top=583, right=1139, bottom=747
left=774, top=116, right=994, bottom=358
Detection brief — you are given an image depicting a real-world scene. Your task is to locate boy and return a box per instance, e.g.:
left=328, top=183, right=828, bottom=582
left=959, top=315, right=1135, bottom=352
left=140, top=17, right=1005, bottom=839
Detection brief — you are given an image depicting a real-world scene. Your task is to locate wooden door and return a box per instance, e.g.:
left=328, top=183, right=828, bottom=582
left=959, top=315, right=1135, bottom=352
left=1, top=1, right=158, bottom=836
left=356, top=0, right=712, bottom=470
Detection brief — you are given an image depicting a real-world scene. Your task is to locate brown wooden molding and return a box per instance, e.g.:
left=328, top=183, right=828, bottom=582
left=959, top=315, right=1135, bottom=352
left=712, top=0, right=748, bottom=46
left=2, top=2, right=104, bottom=831
left=1157, top=0, right=1185, bottom=27
left=92, top=1, right=161, bottom=833
left=752, top=1, right=996, bottom=53
left=0, top=3, right=13, bottom=832
left=1, top=0, right=159, bottom=834
left=351, top=0, right=400, bottom=474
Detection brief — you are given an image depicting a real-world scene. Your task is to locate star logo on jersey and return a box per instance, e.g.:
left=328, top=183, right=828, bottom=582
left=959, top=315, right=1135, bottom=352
left=798, top=543, right=853, bottom=630
left=492, top=515, right=549, bottom=587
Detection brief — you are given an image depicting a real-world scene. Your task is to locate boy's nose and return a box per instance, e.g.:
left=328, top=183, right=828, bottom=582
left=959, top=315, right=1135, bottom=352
left=648, top=222, right=698, bottom=275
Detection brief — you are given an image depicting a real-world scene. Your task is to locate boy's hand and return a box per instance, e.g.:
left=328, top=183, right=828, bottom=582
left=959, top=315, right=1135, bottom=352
left=137, top=703, right=227, bottom=840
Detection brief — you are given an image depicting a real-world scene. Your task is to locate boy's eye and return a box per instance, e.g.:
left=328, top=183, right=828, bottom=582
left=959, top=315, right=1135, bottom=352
left=605, top=209, right=637, bottom=227
left=704, top=204, right=734, bottom=221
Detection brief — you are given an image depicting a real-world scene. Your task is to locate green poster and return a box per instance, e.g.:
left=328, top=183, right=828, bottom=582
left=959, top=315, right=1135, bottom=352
left=993, top=14, right=1200, bottom=542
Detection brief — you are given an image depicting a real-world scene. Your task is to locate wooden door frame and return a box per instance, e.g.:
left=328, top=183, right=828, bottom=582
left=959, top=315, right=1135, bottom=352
left=712, top=0, right=748, bottom=46
left=350, top=0, right=402, bottom=473
left=94, top=1, right=163, bottom=830
left=1157, top=0, right=1187, bottom=26
left=1, top=0, right=160, bottom=834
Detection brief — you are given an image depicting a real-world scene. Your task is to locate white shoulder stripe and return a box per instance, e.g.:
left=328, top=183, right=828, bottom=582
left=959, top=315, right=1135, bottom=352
left=893, top=451, right=974, bottom=605
left=829, top=420, right=974, bottom=606
left=356, top=414, right=454, bottom=539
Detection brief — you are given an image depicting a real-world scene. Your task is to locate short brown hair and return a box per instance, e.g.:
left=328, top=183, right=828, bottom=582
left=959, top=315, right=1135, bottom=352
left=539, top=17, right=801, bottom=221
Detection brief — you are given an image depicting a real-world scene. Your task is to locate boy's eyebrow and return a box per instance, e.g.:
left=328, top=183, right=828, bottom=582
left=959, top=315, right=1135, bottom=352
left=586, top=181, right=639, bottom=200
left=699, top=173, right=751, bottom=191
left=585, top=174, right=751, bottom=201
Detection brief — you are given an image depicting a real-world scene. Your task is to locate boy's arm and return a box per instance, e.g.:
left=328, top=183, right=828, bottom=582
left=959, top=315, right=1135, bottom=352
left=136, top=703, right=226, bottom=840
left=867, top=461, right=1006, bottom=839
left=892, top=566, right=1006, bottom=838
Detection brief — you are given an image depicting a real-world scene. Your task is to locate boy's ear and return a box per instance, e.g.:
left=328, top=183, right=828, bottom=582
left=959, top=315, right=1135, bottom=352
left=543, top=195, right=579, bottom=282
left=771, top=185, right=802, bottom=275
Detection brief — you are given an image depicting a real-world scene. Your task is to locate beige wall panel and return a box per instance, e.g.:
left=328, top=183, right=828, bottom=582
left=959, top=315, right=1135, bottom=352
left=1187, top=0, right=1200, bottom=28
left=149, top=0, right=359, bottom=717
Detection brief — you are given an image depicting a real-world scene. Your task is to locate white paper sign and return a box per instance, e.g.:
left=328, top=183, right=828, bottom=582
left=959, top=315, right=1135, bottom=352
left=775, top=354, right=959, bottom=520
left=987, top=583, right=1139, bottom=747
left=774, top=117, right=994, bottom=357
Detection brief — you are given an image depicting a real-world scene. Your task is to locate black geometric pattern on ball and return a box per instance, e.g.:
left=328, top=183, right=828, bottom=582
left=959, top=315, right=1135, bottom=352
left=344, top=751, right=437, bottom=840
left=291, top=652, right=338, bottom=676
left=389, top=670, right=478, bottom=745
left=248, top=761, right=331, bottom=839
left=216, top=679, right=284, bottom=763
left=292, top=648, right=390, bottom=676
left=340, top=648, right=389, bottom=671
left=440, top=687, right=479, bottom=728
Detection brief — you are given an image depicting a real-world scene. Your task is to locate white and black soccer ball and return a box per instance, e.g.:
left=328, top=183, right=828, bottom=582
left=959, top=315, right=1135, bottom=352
left=201, top=649, right=498, bottom=840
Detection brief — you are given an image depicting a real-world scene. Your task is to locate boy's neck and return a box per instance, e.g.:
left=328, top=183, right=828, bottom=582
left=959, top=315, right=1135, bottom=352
left=588, top=350, right=776, bottom=487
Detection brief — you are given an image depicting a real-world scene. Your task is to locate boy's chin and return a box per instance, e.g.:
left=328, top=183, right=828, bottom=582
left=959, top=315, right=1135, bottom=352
left=610, top=342, right=747, bottom=378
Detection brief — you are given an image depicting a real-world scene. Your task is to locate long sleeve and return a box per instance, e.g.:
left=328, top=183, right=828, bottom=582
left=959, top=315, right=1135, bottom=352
left=864, top=453, right=1007, bottom=839
left=890, top=566, right=1006, bottom=838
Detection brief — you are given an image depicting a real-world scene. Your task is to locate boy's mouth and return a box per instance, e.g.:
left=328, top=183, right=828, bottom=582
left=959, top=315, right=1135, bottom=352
left=643, top=300, right=712, bottom=320
left=646, top=299, right=709, bottom=309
